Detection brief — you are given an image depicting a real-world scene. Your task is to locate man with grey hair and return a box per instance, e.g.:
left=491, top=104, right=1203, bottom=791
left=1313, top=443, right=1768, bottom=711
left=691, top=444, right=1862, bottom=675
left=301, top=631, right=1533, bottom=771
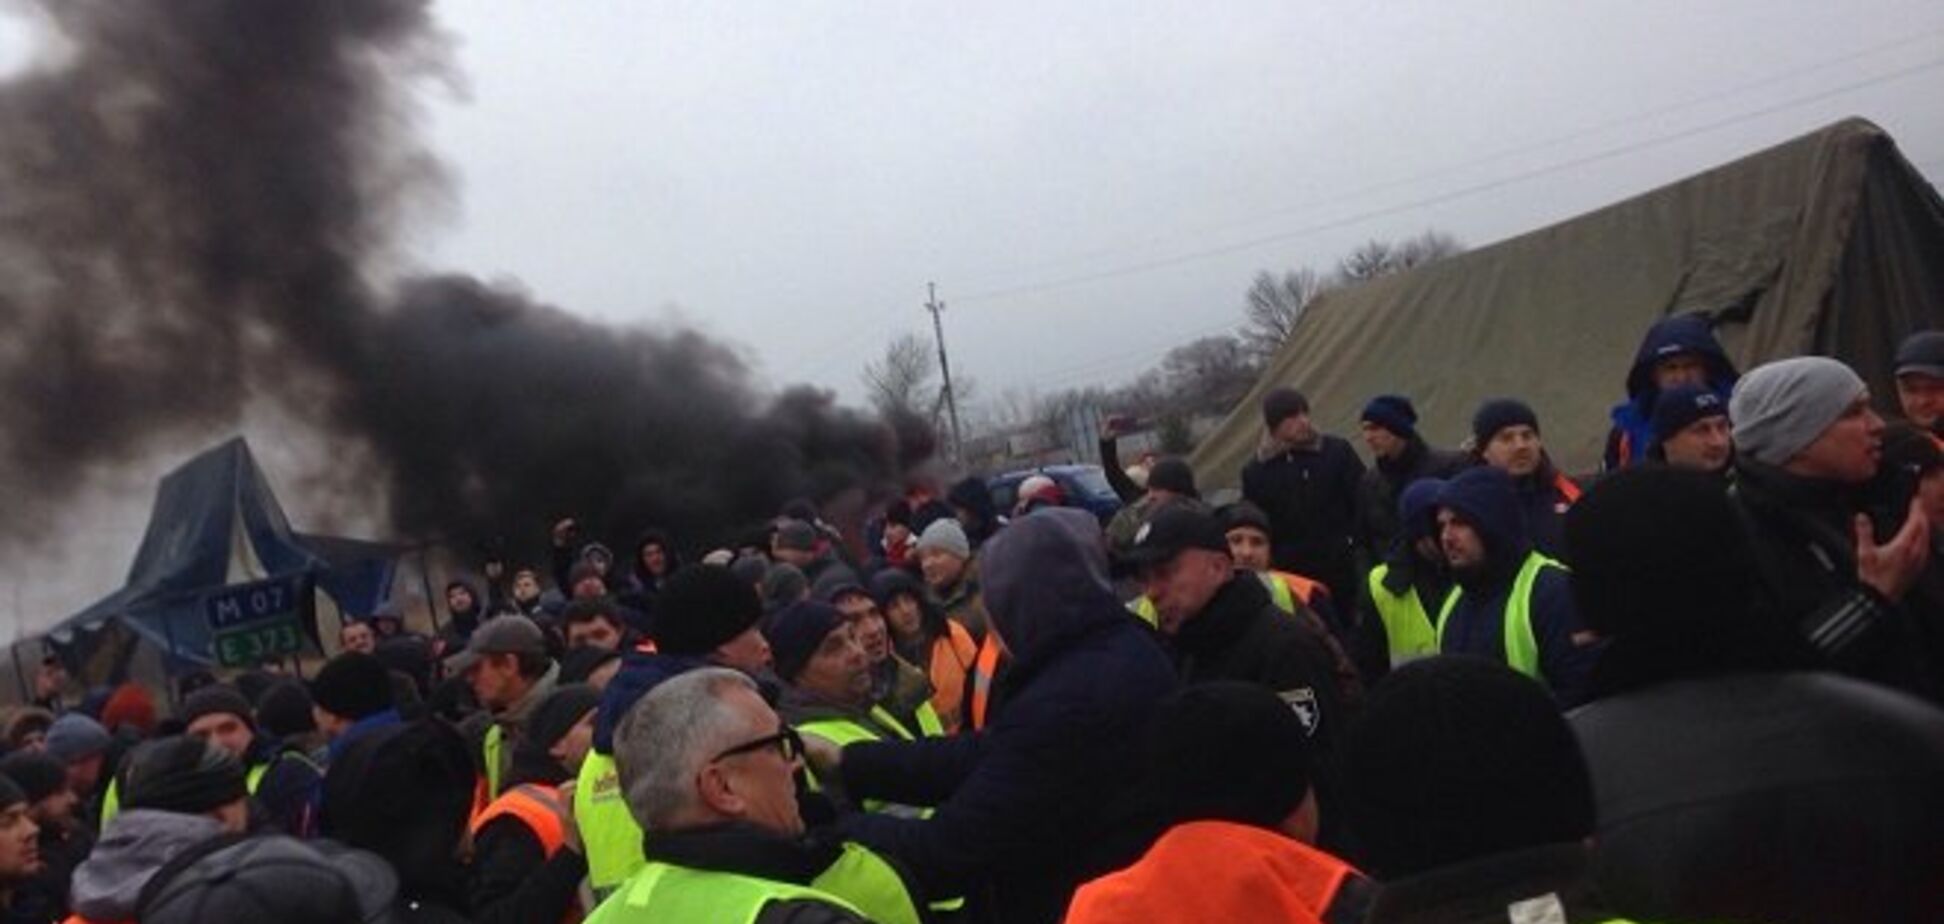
left=586, top=667, right=923, bottom=924
left=1728, top=355, right=1938, bottom=698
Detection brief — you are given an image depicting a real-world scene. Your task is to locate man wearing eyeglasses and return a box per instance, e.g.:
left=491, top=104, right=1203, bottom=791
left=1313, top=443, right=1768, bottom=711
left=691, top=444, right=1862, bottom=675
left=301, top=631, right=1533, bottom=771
left=585, top=667, right=925, bottom=924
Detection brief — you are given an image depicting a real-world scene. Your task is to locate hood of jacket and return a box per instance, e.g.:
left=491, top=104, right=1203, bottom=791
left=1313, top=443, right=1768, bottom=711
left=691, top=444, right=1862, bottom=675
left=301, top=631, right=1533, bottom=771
left=980, top=508, right=1125, bottom=681
left=320, top=720, right=474, bottom=912
left=631, top=528, right=681, bottom=590
left=1623, top=314, right=1738, bottom=400
left=70, top=809, right=226, bottom=921
left=1436, top=467, right=1532, bottom=586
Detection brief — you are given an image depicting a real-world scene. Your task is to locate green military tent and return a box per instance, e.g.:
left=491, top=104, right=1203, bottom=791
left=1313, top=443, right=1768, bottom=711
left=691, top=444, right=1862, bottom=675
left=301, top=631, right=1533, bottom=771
left=1193, top=117, right=1944, bottom=484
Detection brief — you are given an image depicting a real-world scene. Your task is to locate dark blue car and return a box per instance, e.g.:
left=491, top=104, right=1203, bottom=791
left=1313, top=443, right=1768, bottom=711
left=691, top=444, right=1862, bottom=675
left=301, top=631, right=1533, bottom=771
left=988, top=464, right=1123, bottom=524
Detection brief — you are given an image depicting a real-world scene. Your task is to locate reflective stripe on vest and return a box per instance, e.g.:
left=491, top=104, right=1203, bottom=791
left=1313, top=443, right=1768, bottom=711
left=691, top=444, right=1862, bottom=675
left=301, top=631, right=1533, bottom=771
left=585, top=843, right=921, bottom=924
left=576, top=751, right=645, bottom=897
left=1435, top=552, right=1565, bottom=678
left=471, top=783, right=569, bottom=857
left=1367, top=564, right=1439, bottom=667
left=583, top=861, right=866, bottom=924
left=968, top=634, right=1003, bottom=731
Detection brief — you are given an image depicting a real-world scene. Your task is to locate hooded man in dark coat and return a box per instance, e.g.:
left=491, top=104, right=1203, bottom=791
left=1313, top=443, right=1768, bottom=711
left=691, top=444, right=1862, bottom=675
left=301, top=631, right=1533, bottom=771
left=1604, top=313, right=1739, bottom=471
left=1567, top=465, right=1944, bottom=924
left=805, top=508, right=1178, bottom=924
left=1434, top=467, right=1599, bottom=706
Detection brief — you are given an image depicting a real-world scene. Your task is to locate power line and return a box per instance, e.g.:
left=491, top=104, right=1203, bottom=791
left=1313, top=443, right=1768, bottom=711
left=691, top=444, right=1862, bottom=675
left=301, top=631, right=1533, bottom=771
left=953, top=55, right=1944, bottom=306
left=947, top=24, right=1944, bottom=293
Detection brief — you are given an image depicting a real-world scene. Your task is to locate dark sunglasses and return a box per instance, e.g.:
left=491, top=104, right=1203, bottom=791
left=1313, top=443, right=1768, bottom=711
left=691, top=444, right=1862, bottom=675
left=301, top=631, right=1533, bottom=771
left=711, top=726, right=805, bottom=764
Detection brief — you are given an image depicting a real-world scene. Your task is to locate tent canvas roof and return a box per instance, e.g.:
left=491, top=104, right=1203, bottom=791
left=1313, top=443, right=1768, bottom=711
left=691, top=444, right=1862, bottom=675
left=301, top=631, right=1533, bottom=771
left=50, top=438, right=398, bottom=667
left=1193, top=118, right=1944, bottom=484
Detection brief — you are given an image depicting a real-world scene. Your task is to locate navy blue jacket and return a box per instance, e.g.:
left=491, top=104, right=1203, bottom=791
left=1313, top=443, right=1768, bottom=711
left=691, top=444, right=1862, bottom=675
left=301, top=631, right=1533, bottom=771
left=835, top=509, right=1177, bottom=924
left=1436, top=468, right=1599, bottom=706
left=1604, top=315, right=1738, bottom=472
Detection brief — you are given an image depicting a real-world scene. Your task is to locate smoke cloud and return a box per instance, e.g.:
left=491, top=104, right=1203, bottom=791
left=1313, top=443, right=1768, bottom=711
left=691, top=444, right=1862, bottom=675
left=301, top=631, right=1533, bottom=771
left=0, top=0, right=921, bottom=566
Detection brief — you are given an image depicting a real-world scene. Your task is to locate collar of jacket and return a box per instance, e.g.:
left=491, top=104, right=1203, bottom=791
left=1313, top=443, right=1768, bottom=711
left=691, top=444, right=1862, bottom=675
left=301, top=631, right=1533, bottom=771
left=1377, top=438, right=1430, bottom=480
left=1363, top=842, right=1608, bottom=924
left=1175, top=572, right=1271, bottom=655
left=1732, top=456, right=1855, bottom=525
left=643, top=821, right=845, bottom=885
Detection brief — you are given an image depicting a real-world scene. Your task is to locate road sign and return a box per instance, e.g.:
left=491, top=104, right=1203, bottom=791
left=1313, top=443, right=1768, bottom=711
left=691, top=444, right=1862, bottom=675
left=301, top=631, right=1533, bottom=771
left=204, top=574, right=310, bottom=667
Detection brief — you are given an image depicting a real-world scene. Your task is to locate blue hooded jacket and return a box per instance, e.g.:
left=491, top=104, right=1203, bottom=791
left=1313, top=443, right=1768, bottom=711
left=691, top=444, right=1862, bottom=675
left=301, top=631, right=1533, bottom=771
left=591, top=649, right=711, bottom=754
left=1435, top=468, right=1598, bottom=706
left=1606, top=315, right=1738, bottom=471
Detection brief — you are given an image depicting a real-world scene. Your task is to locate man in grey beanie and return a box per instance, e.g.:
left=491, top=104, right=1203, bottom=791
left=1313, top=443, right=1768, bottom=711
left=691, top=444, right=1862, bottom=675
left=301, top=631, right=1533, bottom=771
left=1728, top=356, right=1938, bottom=699
left=916, top=518, right=990, bottom=639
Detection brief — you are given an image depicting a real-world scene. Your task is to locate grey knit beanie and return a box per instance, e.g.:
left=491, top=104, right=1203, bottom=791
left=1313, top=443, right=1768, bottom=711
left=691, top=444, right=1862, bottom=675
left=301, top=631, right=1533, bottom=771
left=1730, top=356, right=1867, bottom=466
left=915, top=518, right=971, bottom=559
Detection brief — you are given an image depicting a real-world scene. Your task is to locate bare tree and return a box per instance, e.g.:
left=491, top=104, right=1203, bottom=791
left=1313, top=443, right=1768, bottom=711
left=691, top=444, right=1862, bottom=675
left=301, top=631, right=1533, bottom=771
left=861, top=332, right=937, bottom=416
left=1335, top=229, right=1465, bottom=284
left=1160, top=334, right=1258, bottom=414
left=1242, top=268, right=1330, bottom=359
left=1390, top=229, right=1465, bottom=271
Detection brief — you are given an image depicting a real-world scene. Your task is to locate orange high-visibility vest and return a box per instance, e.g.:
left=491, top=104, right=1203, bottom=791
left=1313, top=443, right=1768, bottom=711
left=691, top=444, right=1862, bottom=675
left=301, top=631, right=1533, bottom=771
left=472, top=783, right=584, bottom=923
left=1271, top=571, right=1327, bottom=609
left=967, top=634, right=1005, bottom=731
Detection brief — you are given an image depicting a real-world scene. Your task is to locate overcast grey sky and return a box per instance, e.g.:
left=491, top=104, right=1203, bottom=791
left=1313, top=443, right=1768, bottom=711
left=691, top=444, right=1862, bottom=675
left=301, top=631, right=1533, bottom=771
left=418, top=1, right=1944, bottom=414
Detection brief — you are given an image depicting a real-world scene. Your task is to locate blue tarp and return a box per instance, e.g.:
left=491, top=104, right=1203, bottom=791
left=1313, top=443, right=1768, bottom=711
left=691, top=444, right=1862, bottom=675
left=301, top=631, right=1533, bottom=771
left=48, top=438, right=403, bottom=670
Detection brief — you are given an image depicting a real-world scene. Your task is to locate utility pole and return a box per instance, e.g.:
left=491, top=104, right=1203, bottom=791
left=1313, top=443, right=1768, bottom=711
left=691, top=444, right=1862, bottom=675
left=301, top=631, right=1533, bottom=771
left=925, top=282, right=965, bottom=460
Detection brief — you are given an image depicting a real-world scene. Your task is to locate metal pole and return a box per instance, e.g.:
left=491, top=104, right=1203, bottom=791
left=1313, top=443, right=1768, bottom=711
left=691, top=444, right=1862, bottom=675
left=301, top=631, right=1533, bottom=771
left=925, top=282, right=965, bottom=460
left=418, top=543, right=444, bottom=635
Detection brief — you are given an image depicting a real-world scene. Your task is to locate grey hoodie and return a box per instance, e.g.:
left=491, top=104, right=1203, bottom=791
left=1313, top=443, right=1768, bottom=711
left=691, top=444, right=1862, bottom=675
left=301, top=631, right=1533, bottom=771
left=69, top=809, right=225, bottom=921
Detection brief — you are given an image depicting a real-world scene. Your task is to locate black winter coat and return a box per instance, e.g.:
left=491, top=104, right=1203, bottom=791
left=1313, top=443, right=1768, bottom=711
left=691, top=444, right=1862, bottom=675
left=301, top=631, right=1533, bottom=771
left=1730, top=459, right=1938, bottom=700
left=1241, top=435, right=1367, bottom=604
left=835, top=510, right=1178, bottom=924
left=1171, top=572, right=1356, bottom=747
left=1356, top=439, right=1467, bottom=558
left=1572, top=671, right=1944, bottom=923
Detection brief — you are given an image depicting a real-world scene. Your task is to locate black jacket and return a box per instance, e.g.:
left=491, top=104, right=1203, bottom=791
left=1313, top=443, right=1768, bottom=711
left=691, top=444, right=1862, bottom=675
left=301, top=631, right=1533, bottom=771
left=1241, top=435, right=1367, bottom=603
left=836, top=510, right=1178, bottom=924
left=1730, top=459, right=1938, bottom=699
left=1571, top=671, right=1944, bottom=923
left=1172, top=572, right=1356, bottom=746
left=1357, top=439, right=1466, bottom=558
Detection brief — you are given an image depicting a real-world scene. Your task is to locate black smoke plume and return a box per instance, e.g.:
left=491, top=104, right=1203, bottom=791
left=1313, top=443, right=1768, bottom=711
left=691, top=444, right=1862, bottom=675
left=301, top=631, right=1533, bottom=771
left=0, top=0, right=922, bottom=559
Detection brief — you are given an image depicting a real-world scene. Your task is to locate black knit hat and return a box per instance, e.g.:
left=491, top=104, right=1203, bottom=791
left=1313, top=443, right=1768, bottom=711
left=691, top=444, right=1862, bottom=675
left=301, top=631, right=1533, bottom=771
left=1262, top=387, right=1311, bottom=429
left=517, top=684, right=602, bottom=759
left=1471, top=398, right=1541, bottom=446
left=120, top=737, right=249, bottom=816
left=1344, top=657, right=1594, bottom=878
left=308, top=652, right=396, bottom=722
left=1146, top=458, right=1199, bottom=498
left=1361, top=394, right=1419, bottom=440
left=1217, top=500, right=1272, bottom=537
left=655, top=565, right=765, bottom=656
left=0, top=776, right=21, bottom=814
left=0, top=751, right=67, bottom=804
left=1147, top=682, right=1314, bottom=830
left=1648, top=385, right=1728, bottom=445
left=255, top=680, right=318, bottom=738
left=180, top=685, right=254, bottom=730
left=559, top=646, right=622, bottom=685
left=768, top=601, right=849, bottom=682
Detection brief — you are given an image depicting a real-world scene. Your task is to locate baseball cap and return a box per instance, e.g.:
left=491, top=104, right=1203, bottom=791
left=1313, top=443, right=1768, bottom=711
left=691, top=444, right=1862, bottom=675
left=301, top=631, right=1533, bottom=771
left=443, top=615, right=547, bottom=675
left=1121, top=503, right=1228, bottom=568
left=1895, top=331, right=1944, bottom=379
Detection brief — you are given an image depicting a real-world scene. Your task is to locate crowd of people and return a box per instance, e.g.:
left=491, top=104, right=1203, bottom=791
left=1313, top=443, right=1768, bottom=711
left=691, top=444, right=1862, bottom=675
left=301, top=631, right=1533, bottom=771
left=1, top=317, right=1943, bottom=923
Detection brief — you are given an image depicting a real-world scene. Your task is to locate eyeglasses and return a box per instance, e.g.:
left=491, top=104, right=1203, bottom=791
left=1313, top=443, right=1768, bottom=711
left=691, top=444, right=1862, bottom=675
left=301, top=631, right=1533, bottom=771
left=711, top=726, right=804, bottom=764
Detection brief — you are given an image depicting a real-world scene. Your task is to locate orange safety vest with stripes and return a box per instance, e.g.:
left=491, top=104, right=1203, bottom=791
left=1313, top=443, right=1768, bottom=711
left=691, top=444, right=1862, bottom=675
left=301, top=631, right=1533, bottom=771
left=470, top=782, right=585, bottom=922
left=966, top=633, right=1006, bottom=732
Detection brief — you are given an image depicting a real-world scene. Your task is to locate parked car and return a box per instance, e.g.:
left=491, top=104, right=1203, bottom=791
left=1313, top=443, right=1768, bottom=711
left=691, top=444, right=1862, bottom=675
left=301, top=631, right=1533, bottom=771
left=988, top=464, right=1123, bottom=524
